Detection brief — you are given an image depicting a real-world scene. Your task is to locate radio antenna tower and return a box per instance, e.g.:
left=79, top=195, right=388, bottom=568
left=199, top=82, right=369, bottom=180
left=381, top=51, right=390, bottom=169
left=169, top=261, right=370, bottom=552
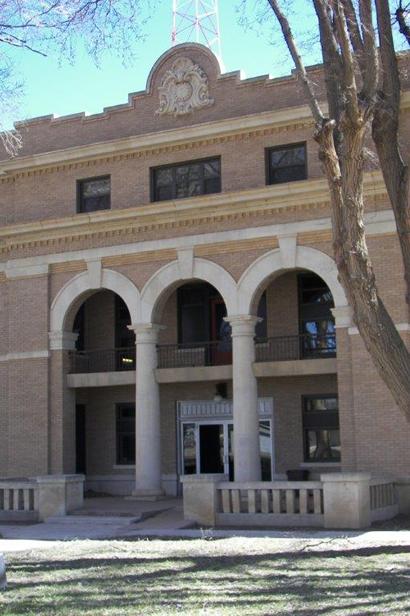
left=172, top=0, right=223, bottom=66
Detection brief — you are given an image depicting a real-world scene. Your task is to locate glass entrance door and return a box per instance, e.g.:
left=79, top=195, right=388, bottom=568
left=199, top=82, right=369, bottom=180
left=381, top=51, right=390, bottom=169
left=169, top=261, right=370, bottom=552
left=181, top=419, right=273, bottom=481
left=199, top=424, right=224, bottom=473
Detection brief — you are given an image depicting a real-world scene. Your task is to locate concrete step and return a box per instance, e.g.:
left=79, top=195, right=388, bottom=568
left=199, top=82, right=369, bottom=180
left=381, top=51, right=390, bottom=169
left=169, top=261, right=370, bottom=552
left=70, top=510, right=139, bottom=518
left=45, top=515, right=141, bottom=525
left=133, top=508, right=194, bottom=531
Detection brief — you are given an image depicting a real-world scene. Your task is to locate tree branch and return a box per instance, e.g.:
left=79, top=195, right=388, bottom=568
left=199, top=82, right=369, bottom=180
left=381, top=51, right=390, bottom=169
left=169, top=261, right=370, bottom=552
left=396, top=2, right=410, bottom=45
left=267, top=0, right=324, bottom=125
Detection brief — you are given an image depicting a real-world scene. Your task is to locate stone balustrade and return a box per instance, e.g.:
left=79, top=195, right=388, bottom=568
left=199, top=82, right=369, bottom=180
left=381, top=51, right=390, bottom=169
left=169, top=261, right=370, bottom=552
left=369, top=477, right=399, bottom=522
left=0, top=479, right=37, bottom=522
left=0, top=475, right=84, bottom=522
left=182, top=473, right=406, bottom=529
left=217, top=480, right=324, bottom=527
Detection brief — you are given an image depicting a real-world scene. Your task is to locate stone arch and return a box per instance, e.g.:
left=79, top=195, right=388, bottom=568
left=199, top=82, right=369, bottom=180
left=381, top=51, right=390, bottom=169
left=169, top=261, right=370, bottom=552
left=238, top=245, right=348, bottom=315
left=140, top=257, right=237, bottom=323
left=50, top=268, right=141, bottom=334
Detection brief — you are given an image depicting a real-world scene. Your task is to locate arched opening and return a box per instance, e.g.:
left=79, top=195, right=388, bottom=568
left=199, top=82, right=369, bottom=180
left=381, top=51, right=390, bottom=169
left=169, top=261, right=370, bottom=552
left=155, top=280, right=266, bottom=368
left=67, top=290, right=136, bottom=482
left=70, top=290, right=135, bottom=373
left=252, top=270, right=336, bottom=363
left=157, top=281, right=231, bottom=368
left=250, top=268, right=340, bottom=474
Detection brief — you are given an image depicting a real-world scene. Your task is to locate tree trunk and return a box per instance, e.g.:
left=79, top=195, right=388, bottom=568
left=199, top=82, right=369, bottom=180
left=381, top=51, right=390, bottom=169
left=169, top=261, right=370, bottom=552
left=316, top=119, right=410, bottom=418
left=267, top=0, right=410, bottom=419
left=374, top=0, right=410, bottom=305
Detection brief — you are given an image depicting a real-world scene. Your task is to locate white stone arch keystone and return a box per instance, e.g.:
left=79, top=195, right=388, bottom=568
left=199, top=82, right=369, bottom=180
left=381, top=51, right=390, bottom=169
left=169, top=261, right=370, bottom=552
left=140, top=257, right=237, bottom=323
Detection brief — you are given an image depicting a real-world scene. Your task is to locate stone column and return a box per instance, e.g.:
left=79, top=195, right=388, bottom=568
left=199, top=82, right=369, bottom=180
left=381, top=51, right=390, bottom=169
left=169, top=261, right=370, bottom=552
left=132, top=323, right=163, bottom=498
left=226, top=315, right=261, bottom=482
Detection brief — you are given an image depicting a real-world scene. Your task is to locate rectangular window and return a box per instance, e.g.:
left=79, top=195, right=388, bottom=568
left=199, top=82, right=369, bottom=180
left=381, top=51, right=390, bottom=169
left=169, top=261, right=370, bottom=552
left=266, top=143, right=307, bottom=185
left=77, top=176, right=111, bottom=213
left=152, top=157, right=221, bottom=202
left=116, top=404, right=135, bottom=465
left=302, top=396, right=340, bottom=462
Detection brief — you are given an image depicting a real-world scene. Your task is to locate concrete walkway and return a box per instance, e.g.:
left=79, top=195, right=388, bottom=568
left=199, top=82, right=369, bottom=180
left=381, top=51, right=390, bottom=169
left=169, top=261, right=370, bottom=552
left=0, top=496, right=409, bottom=554
left=0, top=496, right=192, bottom=547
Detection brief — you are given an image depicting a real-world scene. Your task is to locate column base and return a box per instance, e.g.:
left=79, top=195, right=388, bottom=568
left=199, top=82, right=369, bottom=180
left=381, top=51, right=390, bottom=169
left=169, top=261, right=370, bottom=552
left=125, top=489, right=165, bottom=502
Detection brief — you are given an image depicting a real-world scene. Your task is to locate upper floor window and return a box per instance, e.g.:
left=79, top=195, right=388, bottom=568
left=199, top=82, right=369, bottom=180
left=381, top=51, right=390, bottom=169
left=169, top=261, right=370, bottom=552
left=266, top=143, right=307, bottom=185
left=151, top=157, right=221, bottom=202
left=77, top=176, right=111, bottom=213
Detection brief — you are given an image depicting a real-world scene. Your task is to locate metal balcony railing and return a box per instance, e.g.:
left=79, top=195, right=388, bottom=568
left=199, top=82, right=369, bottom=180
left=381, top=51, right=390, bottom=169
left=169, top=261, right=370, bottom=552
left=68, top=334, right=336, bottom=373
left=255, top=334, right=336, bottom=362
left=157, top=341, right=232, bottom=369
left=69, top=347, right=136, bottom=373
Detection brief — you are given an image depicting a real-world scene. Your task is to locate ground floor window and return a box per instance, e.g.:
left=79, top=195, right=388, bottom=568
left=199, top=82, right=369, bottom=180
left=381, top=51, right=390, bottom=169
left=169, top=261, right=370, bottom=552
left=302, top=395, right=340, bottom=462
left=116, top=404, right=135, bottom=465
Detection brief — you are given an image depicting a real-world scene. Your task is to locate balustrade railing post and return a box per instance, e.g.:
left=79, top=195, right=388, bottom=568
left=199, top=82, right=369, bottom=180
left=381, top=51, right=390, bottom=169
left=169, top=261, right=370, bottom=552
left=321, top=473, right=371, bottom=529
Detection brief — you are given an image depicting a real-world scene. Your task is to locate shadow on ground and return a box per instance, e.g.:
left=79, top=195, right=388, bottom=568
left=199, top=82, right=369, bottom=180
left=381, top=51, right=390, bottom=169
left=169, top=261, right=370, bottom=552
left=0, top=540, right=410, bottom=615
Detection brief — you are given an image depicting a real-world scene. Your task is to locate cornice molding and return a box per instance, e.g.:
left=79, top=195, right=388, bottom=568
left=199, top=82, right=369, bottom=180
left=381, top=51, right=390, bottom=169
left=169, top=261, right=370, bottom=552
left=0, top=105, right=316, bottom=177
left=0, top=172, right=387, bottom=256
left=0, top=208, right=397, bottom=276
left=1, top=91, right=409, bottom=178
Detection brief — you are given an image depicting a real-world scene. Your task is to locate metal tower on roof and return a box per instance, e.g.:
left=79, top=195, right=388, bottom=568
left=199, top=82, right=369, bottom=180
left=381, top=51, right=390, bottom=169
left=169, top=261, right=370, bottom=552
left=171, top=0, right=223, bottom=66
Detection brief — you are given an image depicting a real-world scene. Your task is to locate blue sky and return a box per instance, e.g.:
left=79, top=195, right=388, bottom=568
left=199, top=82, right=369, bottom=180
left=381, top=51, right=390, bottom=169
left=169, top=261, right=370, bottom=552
left=6, top=0, right=406, bottom=125
left=8, top=1, right=323, bottom=124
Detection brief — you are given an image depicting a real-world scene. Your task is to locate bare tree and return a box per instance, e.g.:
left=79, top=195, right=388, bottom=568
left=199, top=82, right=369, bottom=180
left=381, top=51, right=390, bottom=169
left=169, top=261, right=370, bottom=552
left=396, top=0, right=410, bottom=45
left=0, top=0, right=154, bottom=156
left=267, top=0, right=410, bottom=418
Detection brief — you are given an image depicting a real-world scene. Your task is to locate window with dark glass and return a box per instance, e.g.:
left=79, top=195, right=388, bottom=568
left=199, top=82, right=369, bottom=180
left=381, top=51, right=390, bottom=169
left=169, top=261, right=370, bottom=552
left=77, top=176, right=111, bottom=213
left=152, top=158, right=221, bottom=202
left=298, top=273, right=336, bottom=357
left=266, top=143, right=307, bottom=185
left=116, top=404, right=135, bottom=465
left=302, top=396, right=340, bottom=462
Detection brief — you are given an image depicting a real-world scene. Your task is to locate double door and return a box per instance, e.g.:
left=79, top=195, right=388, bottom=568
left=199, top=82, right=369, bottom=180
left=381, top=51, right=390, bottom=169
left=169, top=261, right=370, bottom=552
left=182, top=421, right=234, bottom=479
left=181, top=419, right=272, bottom=481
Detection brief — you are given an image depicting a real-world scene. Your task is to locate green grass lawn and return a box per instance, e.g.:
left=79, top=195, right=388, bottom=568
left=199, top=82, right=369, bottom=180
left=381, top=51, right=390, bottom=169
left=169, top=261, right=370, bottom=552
left=1, top=537, right=409, bottom=615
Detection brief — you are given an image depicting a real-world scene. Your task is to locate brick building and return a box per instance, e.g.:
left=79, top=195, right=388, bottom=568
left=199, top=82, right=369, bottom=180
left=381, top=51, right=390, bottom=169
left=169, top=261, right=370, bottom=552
left=0, top=43, right=409, bottom=499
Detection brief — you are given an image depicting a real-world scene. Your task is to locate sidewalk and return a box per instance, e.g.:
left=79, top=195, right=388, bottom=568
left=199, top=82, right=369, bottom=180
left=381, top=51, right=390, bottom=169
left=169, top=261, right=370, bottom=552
left=0, top=496, right=409, bottom=554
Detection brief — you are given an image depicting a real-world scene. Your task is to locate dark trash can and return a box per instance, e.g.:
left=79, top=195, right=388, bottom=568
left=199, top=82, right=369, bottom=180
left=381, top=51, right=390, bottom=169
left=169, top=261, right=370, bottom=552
left=286, top=469, right=309, bottom=481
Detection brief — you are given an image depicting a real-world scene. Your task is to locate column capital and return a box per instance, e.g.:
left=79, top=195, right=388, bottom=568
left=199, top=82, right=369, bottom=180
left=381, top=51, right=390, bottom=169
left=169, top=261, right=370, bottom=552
left=49, top=330, right=78, bottom=351
left=331, top=305, right=353, bottom=329
left=224, top=314, right=261, bottom=337
left=128, top=323, right=164, bottom=344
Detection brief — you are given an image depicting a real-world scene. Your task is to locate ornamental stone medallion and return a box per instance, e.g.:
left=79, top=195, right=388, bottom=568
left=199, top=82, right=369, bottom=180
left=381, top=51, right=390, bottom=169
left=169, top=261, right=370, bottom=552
left=156, top=57, right=214, bottom=117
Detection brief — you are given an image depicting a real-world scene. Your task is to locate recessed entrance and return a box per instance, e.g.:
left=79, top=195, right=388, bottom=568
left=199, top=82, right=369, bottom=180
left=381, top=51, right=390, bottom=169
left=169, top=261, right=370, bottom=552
left=178, top=399, right=274, bottom=483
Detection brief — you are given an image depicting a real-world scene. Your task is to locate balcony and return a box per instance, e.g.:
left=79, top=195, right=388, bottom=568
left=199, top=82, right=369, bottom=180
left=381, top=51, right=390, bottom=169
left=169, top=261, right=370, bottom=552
left=255, top=334, right=336, bottom=363
left=69, top=347, right=135, bottom=374
left=66, top=334, right=337, bottom=387
left=157, top=341, right=232, bottom=369
left=156, top=334, right=336, bottom=369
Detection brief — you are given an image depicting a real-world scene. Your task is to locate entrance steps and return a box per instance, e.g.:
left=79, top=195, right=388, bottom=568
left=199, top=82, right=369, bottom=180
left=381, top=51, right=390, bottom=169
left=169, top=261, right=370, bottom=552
left=42, top=497, right=194, bottom=533
left=132, top=505, right=194, bottom=531
left=46, top=515, right=141, bottom=526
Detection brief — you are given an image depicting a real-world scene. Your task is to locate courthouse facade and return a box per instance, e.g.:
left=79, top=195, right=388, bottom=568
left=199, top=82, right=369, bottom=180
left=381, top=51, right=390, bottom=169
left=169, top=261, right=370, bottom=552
left=0, top=44, right=409, bottom=498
